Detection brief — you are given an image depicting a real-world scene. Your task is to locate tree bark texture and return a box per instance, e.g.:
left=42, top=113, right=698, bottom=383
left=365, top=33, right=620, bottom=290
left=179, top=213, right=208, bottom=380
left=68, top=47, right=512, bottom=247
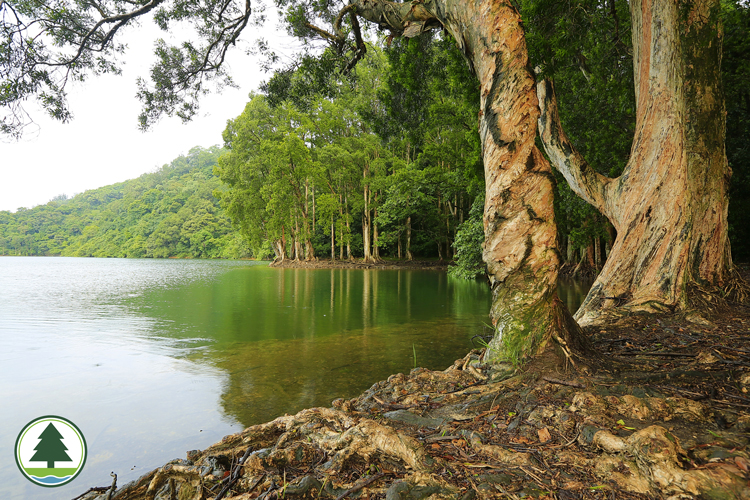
left=538, top=0, right=735, bottom=325
left=345, top=0, right=591, bottom=365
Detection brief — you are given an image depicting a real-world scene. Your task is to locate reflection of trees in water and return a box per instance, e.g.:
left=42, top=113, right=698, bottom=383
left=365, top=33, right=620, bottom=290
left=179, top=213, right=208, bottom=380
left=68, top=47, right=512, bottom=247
left=125, top=265, right=581, bottom=432
left=154, top=267, right=491, bottom=428
left=202, top=268, right=492, bottom=429
left=557, top=278, right=594, bottom=315
left=214, top=318, right=476, bottom=428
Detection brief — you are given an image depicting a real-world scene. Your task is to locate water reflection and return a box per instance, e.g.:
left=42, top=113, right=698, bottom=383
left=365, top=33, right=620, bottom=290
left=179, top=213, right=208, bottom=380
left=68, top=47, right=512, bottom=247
left=0, top=258, right=255, bottom=500
left=0, top=257, right=590, bottom=500
left=557, top=276, right=594, bottom=314
left=136, top=267, right=493, bottom=427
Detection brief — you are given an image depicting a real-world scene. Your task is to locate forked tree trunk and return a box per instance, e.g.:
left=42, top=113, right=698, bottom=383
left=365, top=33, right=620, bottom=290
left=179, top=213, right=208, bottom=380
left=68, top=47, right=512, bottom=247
left=343, top=0, right=591, bottom=365
left=538, top=0, right=738, bottom=326
left=274, top=239, right=287, bottom=262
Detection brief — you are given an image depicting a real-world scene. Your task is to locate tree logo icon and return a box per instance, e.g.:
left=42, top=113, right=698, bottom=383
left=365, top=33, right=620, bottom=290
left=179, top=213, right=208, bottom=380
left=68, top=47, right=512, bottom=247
left=15, top=416, right=87, bottom=487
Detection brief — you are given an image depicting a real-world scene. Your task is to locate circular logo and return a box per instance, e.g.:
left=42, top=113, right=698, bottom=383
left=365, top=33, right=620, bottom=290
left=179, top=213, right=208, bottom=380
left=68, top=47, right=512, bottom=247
left=15, top=416, right=87, bottom=487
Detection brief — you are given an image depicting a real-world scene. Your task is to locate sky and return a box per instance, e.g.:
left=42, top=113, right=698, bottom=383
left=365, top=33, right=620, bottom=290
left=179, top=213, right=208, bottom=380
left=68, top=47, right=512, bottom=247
left=0, top=11, right=296, bottom=212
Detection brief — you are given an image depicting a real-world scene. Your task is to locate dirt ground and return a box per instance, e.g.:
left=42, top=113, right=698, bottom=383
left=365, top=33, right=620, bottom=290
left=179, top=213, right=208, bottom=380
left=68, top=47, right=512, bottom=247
left=74, top=268, right=750, bottom=500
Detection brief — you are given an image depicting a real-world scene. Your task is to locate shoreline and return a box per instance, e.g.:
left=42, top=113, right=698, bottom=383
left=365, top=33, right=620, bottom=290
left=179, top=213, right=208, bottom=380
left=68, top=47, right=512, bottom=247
left=75, top=303, right=750, bottom=499
left=73, top=270, right=750, bottom=499
left=268, top=258, right=452, bottom=271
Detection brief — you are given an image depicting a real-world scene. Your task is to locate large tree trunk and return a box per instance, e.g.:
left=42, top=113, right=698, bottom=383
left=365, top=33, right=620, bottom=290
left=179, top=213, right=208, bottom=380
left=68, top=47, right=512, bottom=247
left=342, top=0, right=591, bottom=366
left=537, top=0, right=739, bottom=326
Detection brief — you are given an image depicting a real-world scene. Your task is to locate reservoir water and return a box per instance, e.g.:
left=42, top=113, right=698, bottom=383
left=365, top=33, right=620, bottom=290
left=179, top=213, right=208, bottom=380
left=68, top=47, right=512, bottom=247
left=0, top=257, right=592, bottom=499
left=0, top=257, right=495, bottom=499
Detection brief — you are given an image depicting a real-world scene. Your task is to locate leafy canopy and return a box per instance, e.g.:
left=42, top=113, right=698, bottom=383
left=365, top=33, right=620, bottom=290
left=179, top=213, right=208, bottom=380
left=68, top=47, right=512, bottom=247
left=1, top=0, right=260, bottom=137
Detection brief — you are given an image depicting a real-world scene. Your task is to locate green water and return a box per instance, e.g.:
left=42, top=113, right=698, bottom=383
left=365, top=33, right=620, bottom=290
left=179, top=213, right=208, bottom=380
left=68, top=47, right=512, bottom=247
left=128, top=265, right=494, bottom=427
left=0, top=257, right=591, bottom=499
left=0, top=258, right=492, bottom=499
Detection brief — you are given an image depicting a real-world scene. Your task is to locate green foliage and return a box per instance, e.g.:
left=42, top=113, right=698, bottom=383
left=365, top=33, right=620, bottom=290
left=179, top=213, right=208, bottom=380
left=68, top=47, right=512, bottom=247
left=1, top=0, right=259, bottom=136
left=521, top=0, right=634, bottom=262
left=449, top=194, right=486, bottom=280
left=217, top=37, right=484, bottom=264
left=0, top=146, right=250, bottom=259
left=723, top=0, right=750, bottom=262
left=367, top=33, right=483, bottom=261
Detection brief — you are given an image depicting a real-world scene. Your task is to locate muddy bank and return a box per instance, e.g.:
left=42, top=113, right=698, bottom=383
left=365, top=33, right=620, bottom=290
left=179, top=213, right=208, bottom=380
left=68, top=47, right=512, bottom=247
left=75, top=304, right=750, bottom=500
left=268, top=259, right=451, bottom=271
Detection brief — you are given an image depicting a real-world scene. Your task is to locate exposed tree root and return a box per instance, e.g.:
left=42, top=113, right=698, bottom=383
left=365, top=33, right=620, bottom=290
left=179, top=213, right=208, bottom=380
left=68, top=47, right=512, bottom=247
left=75, top=342, right=749, bottom=500
left=688, top=268, right=750, bottom=316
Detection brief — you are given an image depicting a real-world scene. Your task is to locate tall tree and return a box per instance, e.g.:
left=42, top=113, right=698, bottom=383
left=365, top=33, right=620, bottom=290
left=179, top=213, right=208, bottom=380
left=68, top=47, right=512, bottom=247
left=5, top=0, right=743, bottom=367
left=219, top=96, right=319, bottom=261
left=536, top=0, right=747, bottom=325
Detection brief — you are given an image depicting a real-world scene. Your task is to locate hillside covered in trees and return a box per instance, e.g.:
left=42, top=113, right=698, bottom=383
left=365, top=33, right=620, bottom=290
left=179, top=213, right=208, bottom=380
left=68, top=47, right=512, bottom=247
left=0, top=146, right=250, bottom=259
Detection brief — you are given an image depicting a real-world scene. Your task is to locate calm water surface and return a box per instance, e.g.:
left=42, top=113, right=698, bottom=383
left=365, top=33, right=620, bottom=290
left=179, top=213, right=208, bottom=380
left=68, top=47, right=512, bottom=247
left=0, top=257, right=497, bottom=499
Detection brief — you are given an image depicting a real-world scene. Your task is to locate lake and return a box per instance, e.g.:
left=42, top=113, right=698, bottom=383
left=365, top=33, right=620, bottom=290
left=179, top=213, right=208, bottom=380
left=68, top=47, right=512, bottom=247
left=0, top=257, right=592, bottom=499
left=0, top=257, right=499, bottom=499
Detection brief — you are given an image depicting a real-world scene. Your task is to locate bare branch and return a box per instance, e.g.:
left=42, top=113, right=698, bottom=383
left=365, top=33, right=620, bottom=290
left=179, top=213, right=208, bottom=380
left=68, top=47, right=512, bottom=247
left=60, top=0, right=165, bottom=68
left=342, top=12, right=366, bottom=74
left=303, top=21, right=343, bottom=45
left=333, top=3, right=357, bottom=39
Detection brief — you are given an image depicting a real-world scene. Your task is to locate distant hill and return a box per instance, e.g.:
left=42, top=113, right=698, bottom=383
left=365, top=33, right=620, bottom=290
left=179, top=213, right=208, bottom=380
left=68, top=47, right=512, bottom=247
left=0, top=146, right=251, bottom=259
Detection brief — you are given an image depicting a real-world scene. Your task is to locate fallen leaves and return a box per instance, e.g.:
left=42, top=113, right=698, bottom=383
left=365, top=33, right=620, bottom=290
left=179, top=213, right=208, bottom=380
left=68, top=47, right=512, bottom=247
left=537, top=427, right=552, bottom=443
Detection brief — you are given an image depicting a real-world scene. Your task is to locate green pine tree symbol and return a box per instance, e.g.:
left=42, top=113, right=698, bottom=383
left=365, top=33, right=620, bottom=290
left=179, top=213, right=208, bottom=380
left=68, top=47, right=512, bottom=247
left=30, top=423, right=72, bottom=468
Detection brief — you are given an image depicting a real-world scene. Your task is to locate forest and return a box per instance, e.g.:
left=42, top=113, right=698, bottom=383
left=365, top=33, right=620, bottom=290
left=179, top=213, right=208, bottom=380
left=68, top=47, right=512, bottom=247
left=2, top=0, right=748, bottom=279
left=0, top=146, right=248, bottom=258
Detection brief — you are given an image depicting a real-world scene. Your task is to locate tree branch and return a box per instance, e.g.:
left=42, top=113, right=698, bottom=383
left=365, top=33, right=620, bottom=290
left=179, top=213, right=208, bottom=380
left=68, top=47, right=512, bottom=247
left=60, top=0, right=165, bottom=68
left=536, top=77, right=615, bottom=222
left=342, top=11, right=366, bottom=74
left=339, top=0, right=441, bottom=39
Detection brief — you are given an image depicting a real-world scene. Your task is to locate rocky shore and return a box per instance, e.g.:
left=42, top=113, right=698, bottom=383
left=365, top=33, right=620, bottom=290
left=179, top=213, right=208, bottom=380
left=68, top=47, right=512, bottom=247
left=75, top=305, right=750, bottom=500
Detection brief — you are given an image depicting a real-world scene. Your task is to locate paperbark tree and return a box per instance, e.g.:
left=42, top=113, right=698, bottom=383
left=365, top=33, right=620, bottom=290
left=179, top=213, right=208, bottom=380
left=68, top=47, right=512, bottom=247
left=314, top=0, right=592, bottom=366
left=537, top=0, right=746, bottom=325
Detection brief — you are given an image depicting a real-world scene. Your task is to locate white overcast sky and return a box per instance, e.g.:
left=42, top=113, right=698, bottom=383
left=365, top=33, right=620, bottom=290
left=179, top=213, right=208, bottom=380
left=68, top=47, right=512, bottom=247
left=0, top=9, right=297, bottom=212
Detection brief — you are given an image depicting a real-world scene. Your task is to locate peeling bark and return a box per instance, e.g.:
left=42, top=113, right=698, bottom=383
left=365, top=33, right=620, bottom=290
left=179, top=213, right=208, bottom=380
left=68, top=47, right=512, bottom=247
left=539, top=0, right=740, bottom=325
